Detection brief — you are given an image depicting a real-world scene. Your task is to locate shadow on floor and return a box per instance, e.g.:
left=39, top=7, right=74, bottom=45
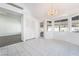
left=0, top=34, right=22, bottom=47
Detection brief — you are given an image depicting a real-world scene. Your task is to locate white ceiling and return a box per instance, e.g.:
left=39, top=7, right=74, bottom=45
left=25, top=3, right=79, bottom=20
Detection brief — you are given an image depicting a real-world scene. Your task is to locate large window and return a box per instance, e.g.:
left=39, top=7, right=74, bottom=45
left=54, top=19, right=68, bottom=32
left=40, top=22, right=44, bottom=31
left=72, top=16, right=79, bottom=32
left=47, top=21, right=52, bottom=31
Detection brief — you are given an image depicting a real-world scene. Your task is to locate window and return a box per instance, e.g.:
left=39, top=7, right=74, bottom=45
left=72, top=16, right=79, bottom=32
left=47, top=21, right=52, bottom=31
left=40, top=22, right=44, bottom=31
left=54, top=19, right=68, bottom=32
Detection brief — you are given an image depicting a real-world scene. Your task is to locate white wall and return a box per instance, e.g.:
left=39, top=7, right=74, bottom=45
left=53, top=32, right=79, bottom=46
left=23, top=16, right=39, bottom=41
left=45, top=31, right=79, bottom=46
left=0, top=14, right=21, bottom=36
left=22, top=10, right=40, bottom=41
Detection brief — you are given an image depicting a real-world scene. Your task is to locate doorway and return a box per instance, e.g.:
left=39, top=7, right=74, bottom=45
left=0, top=7, right=22, bottom=47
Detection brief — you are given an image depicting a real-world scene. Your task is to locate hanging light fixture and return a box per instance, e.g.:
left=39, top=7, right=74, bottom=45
left=48, top=4, right=57, bottom=16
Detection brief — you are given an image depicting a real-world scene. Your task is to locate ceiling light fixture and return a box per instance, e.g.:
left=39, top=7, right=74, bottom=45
left=48, top=4, right=57, bottom=16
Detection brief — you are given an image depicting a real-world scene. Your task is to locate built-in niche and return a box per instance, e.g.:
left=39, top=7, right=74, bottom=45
left=40, top=22, right=44, bottom=37
left=47, top=21, right=52, bottom=31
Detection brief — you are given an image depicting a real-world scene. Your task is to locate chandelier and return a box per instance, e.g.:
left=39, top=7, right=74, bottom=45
left=48, top=5, right=57, bottom=16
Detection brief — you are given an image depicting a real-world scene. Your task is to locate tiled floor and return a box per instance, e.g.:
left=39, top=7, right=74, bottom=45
left=0, top=38, right=79, bottom=56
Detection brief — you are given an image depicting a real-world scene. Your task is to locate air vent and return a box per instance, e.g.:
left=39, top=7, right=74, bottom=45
left=7, top=3, right=23, bottom=10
